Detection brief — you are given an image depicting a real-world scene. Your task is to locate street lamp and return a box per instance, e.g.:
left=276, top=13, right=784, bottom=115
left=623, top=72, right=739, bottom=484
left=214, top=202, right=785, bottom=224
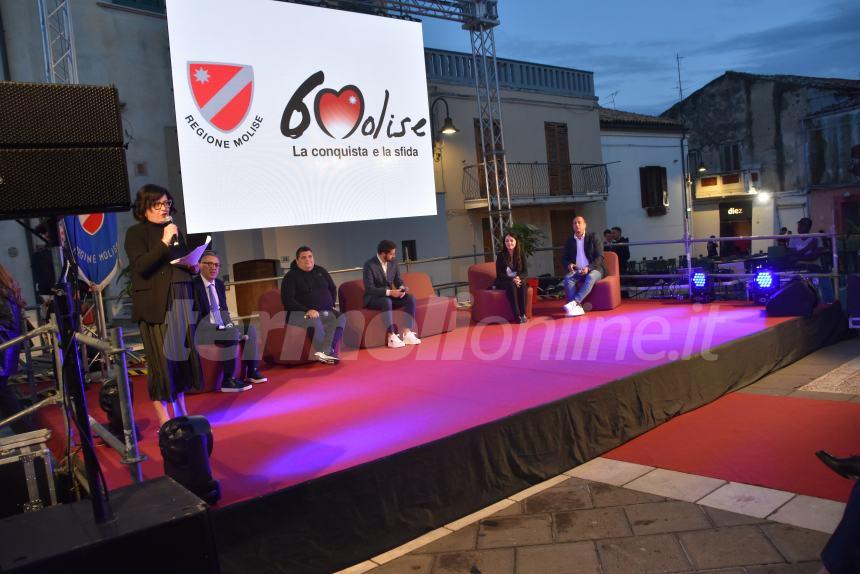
left=429, top=96, right=459, bottom=161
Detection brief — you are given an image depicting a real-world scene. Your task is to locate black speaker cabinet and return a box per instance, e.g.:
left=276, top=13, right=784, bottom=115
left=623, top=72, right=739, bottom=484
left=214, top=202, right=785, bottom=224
left=766, top=277, right=819, bottom=317
left=0, top=81, right=130, bottom=218
left=0, top=476, right=220, bottom=574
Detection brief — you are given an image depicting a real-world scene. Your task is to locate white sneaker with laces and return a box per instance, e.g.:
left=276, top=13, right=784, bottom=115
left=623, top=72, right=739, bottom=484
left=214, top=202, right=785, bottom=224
left=387, top=333, right=406, bottom=348
left=564, top=300, right=585, bottom=317
left=402, top=331, right=422, bottom=345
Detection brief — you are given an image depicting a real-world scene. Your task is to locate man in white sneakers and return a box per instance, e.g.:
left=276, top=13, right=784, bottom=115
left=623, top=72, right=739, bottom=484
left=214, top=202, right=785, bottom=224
left=562, top=216, right=606, bottom=317
left=362, top=240, right=421, bottom=348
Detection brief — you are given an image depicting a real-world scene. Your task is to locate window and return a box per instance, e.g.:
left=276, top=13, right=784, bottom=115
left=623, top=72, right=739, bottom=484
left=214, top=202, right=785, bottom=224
left=639, top=166, right=668, bottom=216
left=544, top=122, right=572, bottom=196
left=720, top=143, right=741, bottom=172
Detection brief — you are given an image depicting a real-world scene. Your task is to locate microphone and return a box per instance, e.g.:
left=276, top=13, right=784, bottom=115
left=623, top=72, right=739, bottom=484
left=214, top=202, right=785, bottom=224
left=164, top=215, right=179, bottom=247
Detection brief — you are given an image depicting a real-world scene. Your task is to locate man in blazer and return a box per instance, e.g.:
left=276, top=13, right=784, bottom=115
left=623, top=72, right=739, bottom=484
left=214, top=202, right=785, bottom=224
left=193, top=251, right=266, bottom=391
left=562, top=216, right=606, bottom=317
left=362, top=240, right=421, bottom=348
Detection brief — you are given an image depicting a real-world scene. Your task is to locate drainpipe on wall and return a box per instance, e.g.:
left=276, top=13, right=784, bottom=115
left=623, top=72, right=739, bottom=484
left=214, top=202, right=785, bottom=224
left=0, top=4, right=11, bottom=81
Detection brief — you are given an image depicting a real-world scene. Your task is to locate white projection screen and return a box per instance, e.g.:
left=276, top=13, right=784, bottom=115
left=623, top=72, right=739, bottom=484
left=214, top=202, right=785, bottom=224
left=166, top=0, right=436, bottom=234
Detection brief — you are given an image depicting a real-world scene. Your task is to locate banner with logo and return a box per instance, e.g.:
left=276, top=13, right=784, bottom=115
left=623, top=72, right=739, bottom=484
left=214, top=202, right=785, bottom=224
left=63, top=213, right=120, bottom=291
left=166, top=0, right=436, bottom=234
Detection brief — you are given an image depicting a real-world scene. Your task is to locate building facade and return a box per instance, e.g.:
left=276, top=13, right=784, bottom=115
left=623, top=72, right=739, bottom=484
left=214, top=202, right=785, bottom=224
left=599, top=108, right=685, bottom=263
left=663, top=71, right=860, bottom=256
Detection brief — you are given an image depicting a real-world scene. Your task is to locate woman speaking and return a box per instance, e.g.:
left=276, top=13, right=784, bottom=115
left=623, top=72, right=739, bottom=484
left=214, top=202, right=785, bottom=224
left=124, top=184, right=201, bottom=428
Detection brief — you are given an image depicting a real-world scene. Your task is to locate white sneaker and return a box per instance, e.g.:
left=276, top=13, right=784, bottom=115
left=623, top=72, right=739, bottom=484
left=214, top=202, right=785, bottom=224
left=564, top=300, right=585, bottom=317
left=402, top=331, right=422, bottom=345
left=387, top=333, right=406, bottom=348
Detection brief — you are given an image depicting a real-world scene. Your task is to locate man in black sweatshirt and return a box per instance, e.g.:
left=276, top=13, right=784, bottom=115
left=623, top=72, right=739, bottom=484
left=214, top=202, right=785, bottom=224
left=280, top=246, right=346, bottom=364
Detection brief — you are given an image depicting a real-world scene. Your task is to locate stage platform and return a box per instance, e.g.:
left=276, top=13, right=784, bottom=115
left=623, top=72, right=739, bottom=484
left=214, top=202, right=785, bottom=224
left=37, top=299, right=846, bottom=573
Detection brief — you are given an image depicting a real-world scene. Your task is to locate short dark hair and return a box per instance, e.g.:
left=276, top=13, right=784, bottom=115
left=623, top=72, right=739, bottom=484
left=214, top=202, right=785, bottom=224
left=612, top=226, right=622, bottom=233
left=798, top=217, right=812, bottom=226
left=201, top=250, right=219, bottom=260
left=295, top=245, right=313, bottom=258
left=132, top=184, right=175, bottom=222
left=603, top=229, right=612, bottom=235
left=377, top=239, right=397, bottom=254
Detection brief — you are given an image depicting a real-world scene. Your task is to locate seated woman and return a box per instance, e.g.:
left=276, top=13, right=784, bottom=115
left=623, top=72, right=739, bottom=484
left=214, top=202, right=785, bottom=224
left=494, top=233, right=528, bottom=324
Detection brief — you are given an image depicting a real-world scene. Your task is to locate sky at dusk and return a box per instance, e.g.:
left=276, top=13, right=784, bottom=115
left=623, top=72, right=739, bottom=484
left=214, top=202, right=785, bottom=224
left=421, top=0, right=860, bottom=116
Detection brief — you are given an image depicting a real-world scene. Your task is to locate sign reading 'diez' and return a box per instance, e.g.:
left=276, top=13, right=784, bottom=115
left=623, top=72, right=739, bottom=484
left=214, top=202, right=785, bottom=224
left=166, top=0, right=435, bottom=234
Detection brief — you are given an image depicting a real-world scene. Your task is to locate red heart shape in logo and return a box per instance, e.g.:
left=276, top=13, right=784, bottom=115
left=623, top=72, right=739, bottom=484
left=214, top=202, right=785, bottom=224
left=314, top=85, right=364, bottom=139
left=80, top=213, right=104, bottom=235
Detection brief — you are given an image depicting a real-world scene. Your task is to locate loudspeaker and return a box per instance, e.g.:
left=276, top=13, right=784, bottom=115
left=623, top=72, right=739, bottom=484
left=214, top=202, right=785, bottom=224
left=0, top=81, right=130, bottom=218
left=766, top=277, right=819, bottom=317
left=0, top=477, right=220, bottom=573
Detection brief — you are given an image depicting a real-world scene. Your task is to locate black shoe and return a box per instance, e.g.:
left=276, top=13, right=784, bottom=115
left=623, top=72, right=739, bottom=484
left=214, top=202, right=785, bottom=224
left=220, top=378, right=252, bottom=393
left=246, top=369, right=268, bottom=384
left=519, top=315, right=528, bottom=324
left=815, top=450, right=860, bottom=479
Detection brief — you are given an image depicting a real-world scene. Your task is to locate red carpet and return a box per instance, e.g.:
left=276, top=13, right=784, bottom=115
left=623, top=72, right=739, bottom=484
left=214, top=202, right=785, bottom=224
left=605, top=392, right=860, bottom=502
left=35, top=300, right=794, bottom=507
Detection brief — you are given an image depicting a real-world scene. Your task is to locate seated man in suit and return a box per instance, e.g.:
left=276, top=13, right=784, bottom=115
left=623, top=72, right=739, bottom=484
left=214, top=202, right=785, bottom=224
left=562, top=215, right=606, bottom=317
left=281, top=245, right=346, bottom=364
left=363, top=240, right=421, bottom=348
left=193, top=251, right=266, bottom=392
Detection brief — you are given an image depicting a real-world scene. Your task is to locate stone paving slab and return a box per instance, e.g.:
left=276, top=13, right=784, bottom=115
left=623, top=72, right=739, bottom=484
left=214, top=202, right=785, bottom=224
left=624, top=500, right=712, bottom=535
left=678, top=525, right=785, bottom=569
left=554, top=506, right=632, bottom=542
left=596, top=533, right=691, bottom=574
left=477, top=514, right=553, bottom=548
left=516, top=541, right=600, bottom=574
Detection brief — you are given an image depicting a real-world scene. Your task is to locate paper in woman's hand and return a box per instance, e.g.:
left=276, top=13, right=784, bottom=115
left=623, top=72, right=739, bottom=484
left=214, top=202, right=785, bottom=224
left=171, top=235, right=211, bottom=266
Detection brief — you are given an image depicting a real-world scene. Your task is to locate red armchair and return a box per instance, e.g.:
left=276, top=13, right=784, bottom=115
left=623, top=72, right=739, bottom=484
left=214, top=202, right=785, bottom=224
left=582, top=250, right=622, bottom=310
left=337, top=271, right=456, bottom=348
left=467, top=263, right=534, bottom=323
left=256, top=290, right=315, bottom=366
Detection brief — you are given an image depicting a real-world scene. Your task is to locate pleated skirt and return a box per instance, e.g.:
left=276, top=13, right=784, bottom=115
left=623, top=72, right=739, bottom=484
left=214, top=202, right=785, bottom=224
left=139, top=282, right=202, bottom=402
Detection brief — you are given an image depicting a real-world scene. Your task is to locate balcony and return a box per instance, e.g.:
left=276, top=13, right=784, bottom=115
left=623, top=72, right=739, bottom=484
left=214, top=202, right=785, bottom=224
left=425, top=48, right=595, bottom=100
left=462, top=162, right=609, bottom=208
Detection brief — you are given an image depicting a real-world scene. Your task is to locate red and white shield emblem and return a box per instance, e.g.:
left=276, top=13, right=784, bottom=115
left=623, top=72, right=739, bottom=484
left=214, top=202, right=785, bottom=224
left=79, top=213, right=104, bottom=236
left=187, top=62, right=254, bottom=133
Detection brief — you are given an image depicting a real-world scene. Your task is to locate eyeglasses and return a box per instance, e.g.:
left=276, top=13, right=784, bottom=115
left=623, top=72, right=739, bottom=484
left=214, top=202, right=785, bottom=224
left=152, top=200, right=173, bottom=209
left=200, top=262, right=220, bottom=267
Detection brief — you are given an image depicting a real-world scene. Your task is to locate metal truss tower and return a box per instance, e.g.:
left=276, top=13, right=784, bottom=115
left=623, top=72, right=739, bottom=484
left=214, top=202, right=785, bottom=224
left=37, top=0, right=79, bottom=84
left=292, top=0, right=513, bottom=252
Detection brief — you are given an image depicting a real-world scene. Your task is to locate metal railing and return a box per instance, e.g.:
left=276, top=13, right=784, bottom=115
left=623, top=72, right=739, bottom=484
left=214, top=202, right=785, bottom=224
left=462, top=162, right=609, bottom=202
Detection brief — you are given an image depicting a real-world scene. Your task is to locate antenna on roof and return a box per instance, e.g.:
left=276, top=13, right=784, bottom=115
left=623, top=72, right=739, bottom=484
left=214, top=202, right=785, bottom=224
left=607, top=90, right=619, bottom=109
left=675, top=53, right=685, bottom=102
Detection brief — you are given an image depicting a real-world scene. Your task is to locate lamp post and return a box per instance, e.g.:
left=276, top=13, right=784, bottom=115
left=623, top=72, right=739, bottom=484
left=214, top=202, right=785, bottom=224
left=429, top=96, right=459, bottom=161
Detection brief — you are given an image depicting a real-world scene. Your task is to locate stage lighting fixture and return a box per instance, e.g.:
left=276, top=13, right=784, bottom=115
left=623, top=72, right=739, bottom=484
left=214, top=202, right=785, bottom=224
left=750, top=267, right=780, bottom=304
left=689, top=269, right=712, bottom=303
left=159, top=416, right=221, bottom=504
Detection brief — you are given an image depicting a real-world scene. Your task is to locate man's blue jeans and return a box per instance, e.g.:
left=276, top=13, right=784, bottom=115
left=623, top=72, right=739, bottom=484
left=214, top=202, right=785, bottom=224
left=564, top=269, right=603, bottom=304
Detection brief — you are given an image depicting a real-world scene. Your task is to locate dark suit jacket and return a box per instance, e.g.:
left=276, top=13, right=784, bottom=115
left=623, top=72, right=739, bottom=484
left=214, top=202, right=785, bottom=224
left=362, top=255, right=406, bottom=307
left=124, top=221, right=175, bottom=324
left=562, top=231, right=606, bottom=277
left=192, top=275, right=231, bottom=328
